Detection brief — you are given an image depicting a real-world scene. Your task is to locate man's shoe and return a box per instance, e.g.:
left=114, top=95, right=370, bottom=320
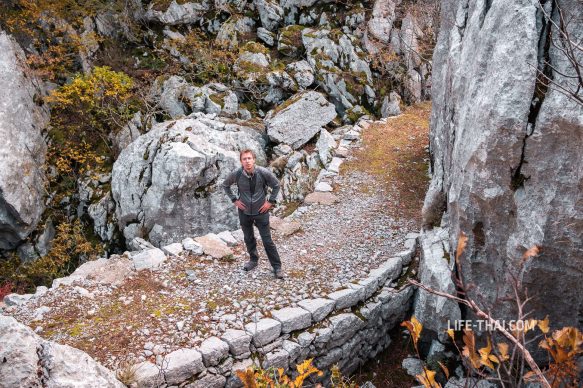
left=243, top=261, right=258, bottom=271
left=274, top=269, right=285, bottom=279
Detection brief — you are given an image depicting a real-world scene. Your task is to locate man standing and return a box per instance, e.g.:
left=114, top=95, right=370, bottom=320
left=222, top=149, right=284, bottom=279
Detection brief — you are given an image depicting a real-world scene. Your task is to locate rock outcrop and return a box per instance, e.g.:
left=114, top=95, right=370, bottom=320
left=112, top=114, right=266, bottom=247
left=0, top=315, right=124, bottom=387
left=0, top=31, right=49, bottom=250
left=422, top=0, right=583, bottom=330
left=265, top=91, right=337, bottom=149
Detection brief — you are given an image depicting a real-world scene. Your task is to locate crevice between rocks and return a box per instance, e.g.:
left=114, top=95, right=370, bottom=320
left=511, top=0, right=555, bottom=192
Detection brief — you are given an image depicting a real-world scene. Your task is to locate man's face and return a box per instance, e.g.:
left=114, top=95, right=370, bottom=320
left=240, top=152, right=256, bottom=172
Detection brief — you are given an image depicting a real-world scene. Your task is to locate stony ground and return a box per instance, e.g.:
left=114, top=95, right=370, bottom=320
left=4, top=103, right=430, bottom=371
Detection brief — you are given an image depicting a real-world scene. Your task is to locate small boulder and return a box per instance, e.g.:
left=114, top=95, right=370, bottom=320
left=131, top=248, right=167, bottom=271
left=195, top=234, right=234, bottom=260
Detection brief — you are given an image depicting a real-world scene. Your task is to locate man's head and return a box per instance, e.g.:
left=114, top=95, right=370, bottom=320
left=239, top=149, right=256, bottom=173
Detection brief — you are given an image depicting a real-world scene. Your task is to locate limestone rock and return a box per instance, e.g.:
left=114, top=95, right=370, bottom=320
left=297, top=298, right=335, bottom=322
left=195, top=234, right=234, bottom=259
left=216, top=231, right=238, bottom=247
left=381, top=92, right=401, bottom=118
left=245, top=318, right=281, bottom=347
left=270, top=307, right=311, bottom=333
left=111, top=115, right=266, bottom=247
left=199, top=336, right=230, bottom=367
left=327, top=288, right=362, bottom=310
left=144, top=1, right=210, bottom=25
left=269, top=216, right=301, bottom=236
left=304, top=192, right=339, bottom=205
left=221, top=329, right=252, bottom=357
left=68, top=256, right=134, bottom=286
left=182, top=238, right=204, bottom=255
left=316, top=129, right=336, bottom=167
left=265, top=91, right=337, bottom=149
left=413, top=228, right=460, bottom=341
left=254, top=0, right=283, bottom=31
left=163, top=348, right=205, bottom=385
left=423, top=0, right=583, bottom=331
left=0, top=31, right=49, bottom=249
left=286, top=60, right=314, bottom=89
left=0, top=315, right=124, bottom=387
left=132, top=248, right=167, bottom=271
left=162, top=242, right=183, bottom=256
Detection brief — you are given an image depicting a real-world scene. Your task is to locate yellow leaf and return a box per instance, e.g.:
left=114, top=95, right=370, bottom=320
left=478, top=338, right=496, bottom=369
left=456, top=233, right=468, bottom=261
left=462, top=330, right=481, bottom=369
left=521, top=245, right=540, bottom=262
left=524, top=319, right=538, bottom=333
left=401, top=316, right=423, bottom=345
left=447, top=329, right=455, bottom=341
left=416, top=368, right=441, bottom=388
left=437, top=361, right=449, bottom=379
left=537, top=316, right=550, bottom=334
left=497, top=343, right=510, bottom=362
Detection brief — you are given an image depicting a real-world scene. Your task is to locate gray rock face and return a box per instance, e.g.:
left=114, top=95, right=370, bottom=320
left=413, top=227, right=460, bottom=342
left=423, top=0, right=583, bottom=330
left=367, top=0, right=399, bottom=45
left=265, top=91, right=336, bottom=149
left=111, top=115, right=266, bottom=247
left=0, top=315, right=124, bottom=387
left=302, top=27, right=375, bottom=115
left=0, top=31, right=49, bottom=250
left=144, top=1, right=210, bottom=25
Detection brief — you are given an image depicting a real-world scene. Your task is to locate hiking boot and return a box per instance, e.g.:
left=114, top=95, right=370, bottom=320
left=274, top=269, right=285, bottom=279
left=243, top=260, right=258, bottom=271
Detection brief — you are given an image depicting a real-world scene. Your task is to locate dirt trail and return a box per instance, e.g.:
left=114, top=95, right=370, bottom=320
left=5, top=103, right=431, bottom=370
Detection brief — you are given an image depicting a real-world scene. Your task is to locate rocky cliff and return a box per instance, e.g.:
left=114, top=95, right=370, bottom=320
left=422, top=0, right=583, bottom=331
left=0, top=31, right=49, bottom=252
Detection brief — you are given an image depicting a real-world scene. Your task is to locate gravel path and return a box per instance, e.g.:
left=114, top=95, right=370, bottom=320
left=5, top=119, right=422, bottom=369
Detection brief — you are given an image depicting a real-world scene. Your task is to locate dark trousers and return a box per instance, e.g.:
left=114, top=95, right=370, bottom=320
left=238, top=210, right=281, bottom=271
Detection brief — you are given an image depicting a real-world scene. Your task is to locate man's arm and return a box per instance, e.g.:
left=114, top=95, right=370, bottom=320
left=261, top=167, right=280, bottom=204
left=221, top=170, right=239, bottom=203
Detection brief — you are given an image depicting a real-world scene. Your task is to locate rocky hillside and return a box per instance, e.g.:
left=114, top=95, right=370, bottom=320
left=0, top=0, right=438, bottom=291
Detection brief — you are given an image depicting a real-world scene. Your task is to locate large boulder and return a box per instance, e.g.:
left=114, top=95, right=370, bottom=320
left=423, top=0, right=583, bottom=331
left=144, top=1, right=211, bottom=25
left=0, top=315, right=124, bottom=387
left=0, top=31, right=49, bottom=250
left=265, top=91, right=336, bottom=149
left=112, top=115, right=266, bottom=247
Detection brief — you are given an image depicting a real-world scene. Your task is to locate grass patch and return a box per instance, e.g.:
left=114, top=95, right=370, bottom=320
left=343, top=102, right=431, bottom=222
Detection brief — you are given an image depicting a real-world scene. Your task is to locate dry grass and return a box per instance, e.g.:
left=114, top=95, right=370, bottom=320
left=343, top=102, right=431, bottom=222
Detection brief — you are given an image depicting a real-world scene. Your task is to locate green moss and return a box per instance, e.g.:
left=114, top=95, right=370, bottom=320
left=208, top=93, right=226, bottom=108
left=240, top=41, right=269, bottom=55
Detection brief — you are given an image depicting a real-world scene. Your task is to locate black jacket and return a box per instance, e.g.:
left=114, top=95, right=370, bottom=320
left=222, top=166, right=280, bottom=215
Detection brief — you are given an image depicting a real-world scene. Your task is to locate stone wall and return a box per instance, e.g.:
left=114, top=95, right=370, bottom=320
left=129, top=235, right=419, bottom=388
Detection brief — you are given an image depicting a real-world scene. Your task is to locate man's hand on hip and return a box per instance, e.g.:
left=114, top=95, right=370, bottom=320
left=234, top=199, right=247, bottom=211
left=258, top=201, right=272, bottom=213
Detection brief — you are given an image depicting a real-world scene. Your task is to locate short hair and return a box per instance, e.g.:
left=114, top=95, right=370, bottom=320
left=239, top=149, right=256, bottom=160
